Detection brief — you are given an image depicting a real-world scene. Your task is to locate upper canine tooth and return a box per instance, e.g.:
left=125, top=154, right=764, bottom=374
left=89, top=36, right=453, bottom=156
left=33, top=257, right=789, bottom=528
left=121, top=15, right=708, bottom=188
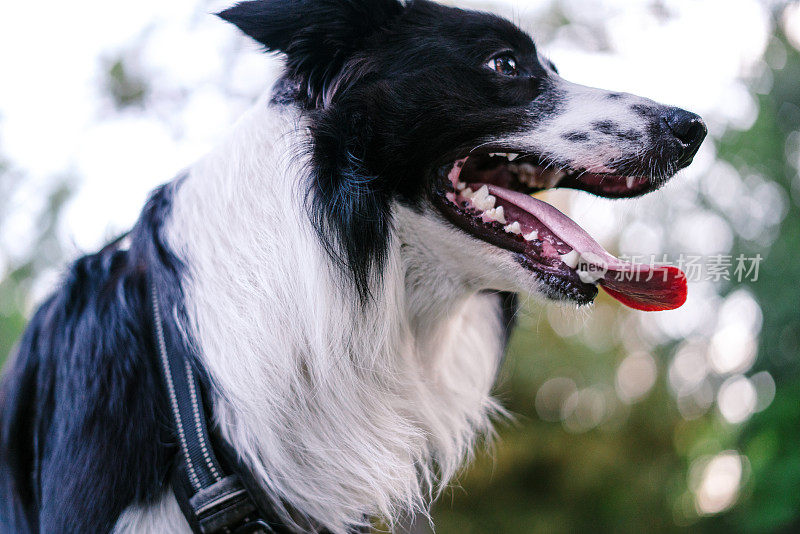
left=523, top=230, right=539, bottom=241
left=503, top=221, right=522, bottom=234
left=626, top=175, right=636, bottom=188
left=560, top=250, right=580, bottom=269
left=507, top=153, right=519, bottom=161
left=456, top=181, right=466, bottom=190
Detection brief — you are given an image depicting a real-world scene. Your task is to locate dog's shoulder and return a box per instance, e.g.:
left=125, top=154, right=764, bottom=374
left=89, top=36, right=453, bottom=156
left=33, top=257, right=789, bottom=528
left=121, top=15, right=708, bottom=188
left=0, top=239, right=175, bottom=532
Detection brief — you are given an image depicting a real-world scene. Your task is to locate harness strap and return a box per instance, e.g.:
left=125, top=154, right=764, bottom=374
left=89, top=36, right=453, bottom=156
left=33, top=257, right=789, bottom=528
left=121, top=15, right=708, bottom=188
left=150, top=285, right=277, bottom=534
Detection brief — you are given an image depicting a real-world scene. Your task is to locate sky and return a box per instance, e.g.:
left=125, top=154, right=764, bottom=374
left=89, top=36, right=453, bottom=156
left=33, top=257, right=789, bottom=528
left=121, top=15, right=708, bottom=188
left=0, top=0, right=776, bottom=258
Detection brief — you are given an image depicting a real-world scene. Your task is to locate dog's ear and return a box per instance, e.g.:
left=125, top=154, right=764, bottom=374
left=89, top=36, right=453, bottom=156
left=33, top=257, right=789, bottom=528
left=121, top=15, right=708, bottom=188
left=307, top=106, right=393, bottom=302
left=217, top=0, right=404, bottom=100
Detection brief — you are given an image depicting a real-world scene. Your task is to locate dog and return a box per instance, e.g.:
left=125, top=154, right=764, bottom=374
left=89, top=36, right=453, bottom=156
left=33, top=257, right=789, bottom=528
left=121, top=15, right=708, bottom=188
left=0, top=0, right=706, bottom=532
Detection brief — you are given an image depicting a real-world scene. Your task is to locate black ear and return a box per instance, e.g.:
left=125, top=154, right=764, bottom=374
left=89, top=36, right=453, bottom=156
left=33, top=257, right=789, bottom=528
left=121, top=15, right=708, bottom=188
left=307, top=106, right=393, bottom=302
left=217, top=0, right=404, bottom=101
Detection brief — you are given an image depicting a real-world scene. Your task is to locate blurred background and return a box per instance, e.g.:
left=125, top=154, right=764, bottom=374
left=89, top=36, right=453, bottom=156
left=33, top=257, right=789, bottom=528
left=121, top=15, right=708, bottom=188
left=1, top=0, right=798, bottom=532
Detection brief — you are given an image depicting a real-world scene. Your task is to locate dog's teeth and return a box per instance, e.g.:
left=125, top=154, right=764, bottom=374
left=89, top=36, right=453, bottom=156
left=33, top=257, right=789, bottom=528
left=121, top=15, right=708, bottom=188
left=471, top=186, right=496, bottom=211
left=523, top=230, right=539, bottom=241
left=484, top=206, right=506, bottom=224
left=507, top=153, right=519, bottom=161
left=576, top=262, right=604, bottom=284
left=489, top=152, right=505, bottom=158
left=577, top=268, right=602, bottom=284
left=462, top=187, right=474, bottom=199
left=473, top=195, right=495, bottom=211
left=519, top=163, right=536, bottom=175
left=456, top=181, right=466, bottom=191
left=626, top=175, right=635, bottom=188
left=503, top=221, right=521, bottom=234
left=560, top=250, right=580, bottom=269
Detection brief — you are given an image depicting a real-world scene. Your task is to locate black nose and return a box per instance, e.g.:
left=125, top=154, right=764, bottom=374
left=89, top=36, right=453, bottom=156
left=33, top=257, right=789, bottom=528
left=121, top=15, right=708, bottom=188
left=663, top=108, right=707, bottom=164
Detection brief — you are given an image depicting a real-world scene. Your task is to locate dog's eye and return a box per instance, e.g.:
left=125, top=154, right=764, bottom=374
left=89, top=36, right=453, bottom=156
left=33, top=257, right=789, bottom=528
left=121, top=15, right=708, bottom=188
left=486, top=54, right=518, bottom=76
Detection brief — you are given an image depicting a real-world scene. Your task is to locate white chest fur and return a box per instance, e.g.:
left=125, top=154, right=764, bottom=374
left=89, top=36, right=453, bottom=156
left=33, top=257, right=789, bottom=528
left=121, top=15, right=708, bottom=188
left=116, top=100, right=506, bottom=533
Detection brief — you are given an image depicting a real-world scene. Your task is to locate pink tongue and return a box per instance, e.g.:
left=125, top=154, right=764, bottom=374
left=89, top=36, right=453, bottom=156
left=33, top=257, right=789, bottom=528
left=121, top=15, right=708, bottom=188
left=487, top=185, right=687, bottom=311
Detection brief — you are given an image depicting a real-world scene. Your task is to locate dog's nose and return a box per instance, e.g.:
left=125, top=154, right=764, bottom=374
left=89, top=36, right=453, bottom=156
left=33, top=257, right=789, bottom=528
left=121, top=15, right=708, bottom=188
left=663, top=108, right=707, bottom=166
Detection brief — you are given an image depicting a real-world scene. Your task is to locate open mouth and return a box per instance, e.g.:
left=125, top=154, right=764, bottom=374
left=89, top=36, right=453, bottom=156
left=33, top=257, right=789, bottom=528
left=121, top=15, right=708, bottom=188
left=434, top=152, right=687, bottom=311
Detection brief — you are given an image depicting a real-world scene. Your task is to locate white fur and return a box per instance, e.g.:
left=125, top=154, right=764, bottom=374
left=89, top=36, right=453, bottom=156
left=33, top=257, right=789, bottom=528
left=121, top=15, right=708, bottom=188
left=113, top=490, right=190, bottom=534
left=114, top=93, right=544, bottom=532
left=503, top=76, right=660, bottom=174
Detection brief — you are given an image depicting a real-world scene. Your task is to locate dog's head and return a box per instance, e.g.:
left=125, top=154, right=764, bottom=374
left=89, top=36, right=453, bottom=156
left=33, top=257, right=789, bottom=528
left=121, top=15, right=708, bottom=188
left=220, top=0, right=706, bottom=310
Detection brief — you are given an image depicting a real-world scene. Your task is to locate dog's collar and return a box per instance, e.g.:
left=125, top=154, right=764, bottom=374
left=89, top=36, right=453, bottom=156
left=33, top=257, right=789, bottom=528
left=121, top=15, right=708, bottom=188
left=150, top=285, right=287, bottom=534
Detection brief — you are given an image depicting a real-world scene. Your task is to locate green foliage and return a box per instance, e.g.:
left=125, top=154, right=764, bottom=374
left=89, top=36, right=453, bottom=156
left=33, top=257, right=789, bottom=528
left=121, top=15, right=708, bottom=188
left=105, top=57, right=148, bottom=109
left=433, top=21, right=800, bottom=534
left=0, top=168, right=71, bottom=363
left=709, top=32, right=800, bottom=534
left=0, top=8, right=798, bottom=534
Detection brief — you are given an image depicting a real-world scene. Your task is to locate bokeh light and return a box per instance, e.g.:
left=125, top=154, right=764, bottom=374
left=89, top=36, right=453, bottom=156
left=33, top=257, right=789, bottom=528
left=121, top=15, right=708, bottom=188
left=691, top=451, right=747, bottom=515
left=1, top=0, right=799, bottom=532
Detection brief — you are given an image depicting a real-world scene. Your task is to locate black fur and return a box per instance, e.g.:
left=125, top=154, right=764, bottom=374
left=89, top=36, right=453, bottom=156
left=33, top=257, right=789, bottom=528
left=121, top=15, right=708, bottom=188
left=0, top=182, right=188, bottom=532
left=222, top=0, right=554, bottom=298
left=218, top=0, right=405, bottom=107
left=0, top=1, right=703, bottom=530
left=0, top=2, right=549, bottom=528
left=562, top=131, right=590, bottom=142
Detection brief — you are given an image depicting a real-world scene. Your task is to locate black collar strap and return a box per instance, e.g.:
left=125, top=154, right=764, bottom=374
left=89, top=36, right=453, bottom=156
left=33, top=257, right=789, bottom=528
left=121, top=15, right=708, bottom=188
left=150, top=285, right=284, bottom=534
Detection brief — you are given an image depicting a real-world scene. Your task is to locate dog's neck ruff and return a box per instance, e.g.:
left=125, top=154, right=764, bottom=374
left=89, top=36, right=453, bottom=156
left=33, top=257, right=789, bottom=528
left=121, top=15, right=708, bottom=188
left=162, top=99, right=508, bottom=532
left=150, top=284, right=287, bottom=534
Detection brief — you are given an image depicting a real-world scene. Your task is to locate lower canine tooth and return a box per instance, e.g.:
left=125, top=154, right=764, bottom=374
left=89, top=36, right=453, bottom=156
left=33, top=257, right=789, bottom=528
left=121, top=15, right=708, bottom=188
left=560, top=250, right=580, bottom=269
left=504, top=221, right=521, bottom=234
left=626, top=175, right=635, bottom=188
left=473, top=195, right=496, bottom=211
left=485, top=206, right=506, bottom=224
left=523, top=230, right=539, bottom=241
left=577, top=269, right=602, bottom=284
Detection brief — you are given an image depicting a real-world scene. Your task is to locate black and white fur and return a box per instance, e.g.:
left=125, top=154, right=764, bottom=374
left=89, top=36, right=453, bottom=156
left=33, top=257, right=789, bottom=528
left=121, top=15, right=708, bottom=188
left=0, top=1, right=705, bottom=532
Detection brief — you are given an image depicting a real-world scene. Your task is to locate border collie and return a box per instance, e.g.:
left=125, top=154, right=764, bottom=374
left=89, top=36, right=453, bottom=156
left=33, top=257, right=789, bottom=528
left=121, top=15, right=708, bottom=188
left=0, top=0, right=706, bottom=532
